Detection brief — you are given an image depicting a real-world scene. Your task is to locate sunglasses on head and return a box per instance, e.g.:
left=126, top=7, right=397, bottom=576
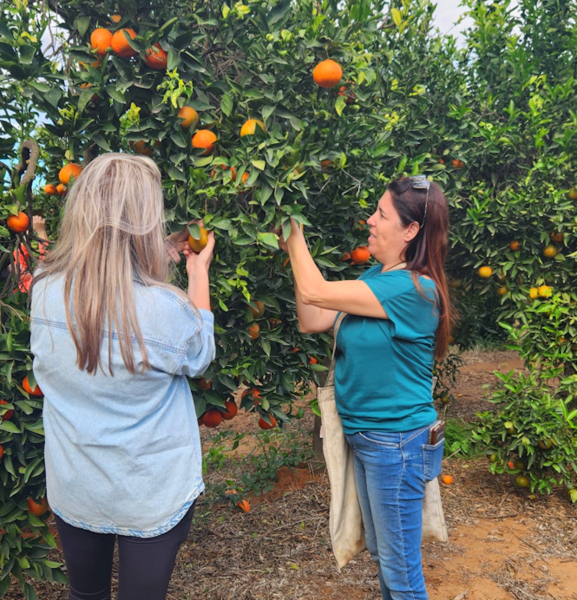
left=397, top=175, right=431, bottom=229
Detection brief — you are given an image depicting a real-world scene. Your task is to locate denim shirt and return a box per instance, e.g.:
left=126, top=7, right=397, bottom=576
left=30, top=274, right=215, bottom=537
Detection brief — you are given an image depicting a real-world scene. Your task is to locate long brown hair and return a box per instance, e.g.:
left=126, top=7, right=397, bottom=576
left=388, top=177, right=453, bottom=359
left=33, top=153, right=188, bottom=375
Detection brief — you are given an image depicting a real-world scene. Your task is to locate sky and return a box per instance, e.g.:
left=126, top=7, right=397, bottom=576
left=431, top=0, right=474, bottom=40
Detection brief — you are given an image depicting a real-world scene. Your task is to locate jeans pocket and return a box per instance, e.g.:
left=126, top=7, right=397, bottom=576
left=358, top=431, right=400, bottom=447
left=422, top=439, right=444, bottom=482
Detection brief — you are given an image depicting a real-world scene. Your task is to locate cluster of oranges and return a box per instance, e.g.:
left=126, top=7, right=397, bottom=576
left=44, top=163, right=83, bottom=198
left=89, top=26, right=167, bottom=69
left=477, top=229, right=567, bottom=298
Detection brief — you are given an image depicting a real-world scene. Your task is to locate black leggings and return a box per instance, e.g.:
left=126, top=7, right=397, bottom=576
left=54, top=503, right=195, bottom=600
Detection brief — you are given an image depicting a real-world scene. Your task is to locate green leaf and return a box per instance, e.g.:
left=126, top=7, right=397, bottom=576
left=251, top=160, right=266, bottom=171
left=76, top=16, right=91, bottom=38
left=91, top=135, right=111, bottom=151
left=391, top=8, right=402, bottom=28
left=19, top=45, right=36, bottom=65
left=106, top=87, right=126, bottom=103
left=257, top=232, right=279, bottom=250
left=0, top=421, right=20, bottom=433
left=335, top=95, right=346, bottom=117
left=220, top=93, right=233, bottom=117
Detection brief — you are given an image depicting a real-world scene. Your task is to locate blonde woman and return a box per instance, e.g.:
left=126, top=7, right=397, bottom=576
left=30, top=154, right=215, bottom=600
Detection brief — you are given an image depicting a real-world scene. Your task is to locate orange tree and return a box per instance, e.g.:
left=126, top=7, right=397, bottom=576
left=445, top=0, right=577, bottom=498
left=2, top=0, right=577, bottom=593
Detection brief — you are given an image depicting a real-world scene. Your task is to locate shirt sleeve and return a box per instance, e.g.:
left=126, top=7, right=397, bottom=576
left=174, top=308, right=216, bottom=377
left=363, top=272, right=437, bottom=341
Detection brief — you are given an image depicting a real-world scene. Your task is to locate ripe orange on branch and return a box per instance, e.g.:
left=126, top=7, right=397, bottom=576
left=144, top=43, right=167, bottom=69
left=221, top=401, right=238, bottom=420
left=192, top=129, right=217, bottom=155
left=550, top=231, right=564, bottom=243
left=312, top=59, right=343, bottom=88
left=351, top=246, right=370, bottom=265
left=202, top=409, right=223, bottom=428
left=177, top=106, right=199, bottom=130
left=248, top=323, right=260, bottom=340
left=249, top=301, right=265, bottom=318
left=56, top=184, right=67, bottom=196
left=258, top=415, right=277, bottom=430
left=27, top=497, right=49, bottom=516
left=509, top=240, right=520, bottom=251
left=90, top=28, right=113, bottom=56
left=23, top=376, right=43, bottom=397
left=59, top=163, right=82, bottom=184
left=7, top=212, right=30, bottom=233
left=0, top=400, right=13, bottom=421
left=44, top=184, right=57, bottom=195
left=188, top=226, right=208, bottom=253
left=111, top=28, right=137, bottom=58
left=543, top=244, right=558, bottom=258
left=240, top=119, right=266, bottom=137
left=538, top=285, right=552, bottom=297
left=478, top=266, right=492, bottom=278
left=129, top=140, right=153, bottom=156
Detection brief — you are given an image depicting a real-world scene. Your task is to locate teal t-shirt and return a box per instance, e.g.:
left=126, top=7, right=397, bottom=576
left=334, top=267, right=438, bottom=434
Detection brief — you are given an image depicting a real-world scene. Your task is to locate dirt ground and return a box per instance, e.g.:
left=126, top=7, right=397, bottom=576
left=6, top=350, right=577, bottom=600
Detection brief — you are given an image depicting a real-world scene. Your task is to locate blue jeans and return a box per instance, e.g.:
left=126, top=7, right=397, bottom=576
left=346, top=425, right=444, bottom=600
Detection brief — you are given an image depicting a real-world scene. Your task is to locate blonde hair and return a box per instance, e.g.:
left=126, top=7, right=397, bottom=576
left=34, top=153, right=186, bottom=375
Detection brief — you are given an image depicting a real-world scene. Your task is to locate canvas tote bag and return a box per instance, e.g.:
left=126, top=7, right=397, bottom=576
left=318, top=313, right=449, bottom=571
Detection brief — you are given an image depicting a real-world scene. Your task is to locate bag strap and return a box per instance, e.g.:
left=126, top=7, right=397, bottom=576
left=323, top=261, right=407, bottom=388
left=324, top=313, right=347, bottom=387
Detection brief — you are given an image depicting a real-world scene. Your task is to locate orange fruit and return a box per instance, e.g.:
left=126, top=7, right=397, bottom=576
left=27, top=497, right=49, bottom=516
left=44, top=184, right=57, bottom=195
left=538, top=285, right=552, bottom=298
left=129, top=140, right=153, bottom=156
left=56, top=183, right=67, bottom=196
left=312, top=59, right=343, bottom=88
left=441, top=475, right=453, bottom=485
left=529, top=287, right=539, bottom=299
left=241, top=388, right=262, bottom=404
left=177, top=106, right=199, bottom=130
left=90, top=28, right=113, bottom=56
left=22, top=376, right=43, bottom=397
left=144, top=43, right=167, bottom=69
left=197, top=378, right=212, bottom=391
left=59, top=163, right=82, bottom=185
left=507, top=460, right=515, bottom=469
left=240, top=119, right=266, bottom=137
left=237, top=499, right=250, bottom=512
left=188, top=226, right=208, bottom=253
left=543, top=245, right=557, bottom=258
left=111, top=28, right=137, bottom=58
left=514, top=475, right=530, bottom=489
left=192, top=129, right=217, bottom=155
left=478, top=266, right=492, bottom=278
left=337, top=85, right=356, bottom=103
left=221, top=401, right=238, bottom=420
left=513, top=459, right=525, bottom=470
left=0, top=400, right=13, bottom=421
left=7, top=212, right=30, bottom=233
left=452, top=159, right=464, bottom=169
left=497, top=286, right=508, bottom=296
left=309, top=357, right=318, bottom=365
left=438, top=158, right=444, bottom=164
left=79, top=58, right=102, bottom=70
left=509, top=240, right=520, bottom=251
left=258, top=415, right=277, bottom=430
left=249, top=301, right=265, bottom=318
left=110, top=14, right=122, bottom=23
left=538, top=439, right=553, bottom=450
left=202, top=409, right=223, bottom=428
left=248, top=323, right=260, bottom=340
left=351, top=246, right=370, bottom=265
left=568, top=187, right=577, bottom=201
left=320, top=159, right=333, bottom=169
left=550, top=231, right=564, bottom=243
